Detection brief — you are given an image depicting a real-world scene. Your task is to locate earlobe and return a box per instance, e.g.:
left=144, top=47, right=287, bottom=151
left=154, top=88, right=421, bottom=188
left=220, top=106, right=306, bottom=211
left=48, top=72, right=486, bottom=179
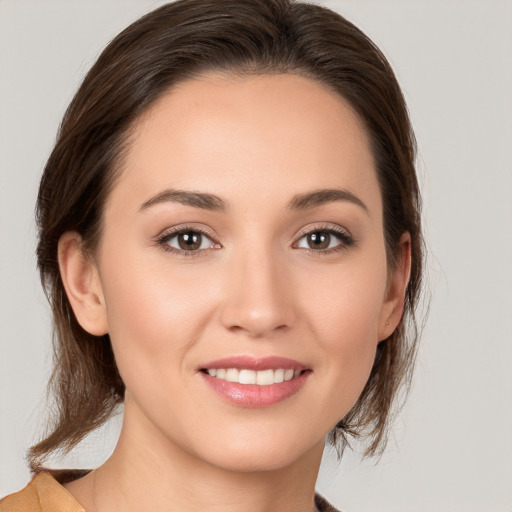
left=378, top=232, right=412, bottom=341
left=58, top=232, right=108, bottom=336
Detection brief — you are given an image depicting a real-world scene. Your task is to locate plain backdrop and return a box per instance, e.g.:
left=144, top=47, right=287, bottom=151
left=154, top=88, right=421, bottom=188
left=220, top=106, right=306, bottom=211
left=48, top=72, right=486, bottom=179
left=1, top=1, right=511, bottom=511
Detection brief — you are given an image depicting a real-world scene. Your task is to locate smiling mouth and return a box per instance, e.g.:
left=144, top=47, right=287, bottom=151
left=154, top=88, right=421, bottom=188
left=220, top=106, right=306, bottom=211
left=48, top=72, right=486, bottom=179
left=200, top=368, right=305, bottom=385
left=199, top=357, right=311, bottom=407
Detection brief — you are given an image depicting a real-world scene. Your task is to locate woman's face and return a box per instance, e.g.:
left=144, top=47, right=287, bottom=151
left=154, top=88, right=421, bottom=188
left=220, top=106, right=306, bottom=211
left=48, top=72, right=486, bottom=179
left=66, top=73, right=407, bottom=472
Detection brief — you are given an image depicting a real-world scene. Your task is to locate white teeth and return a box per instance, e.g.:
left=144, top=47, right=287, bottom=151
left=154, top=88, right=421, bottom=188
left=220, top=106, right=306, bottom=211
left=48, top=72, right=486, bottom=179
left=205, top=368, right=303, bottom=385
left=274, top=368, right=284, bottom=383
left=239, top=369, right=256, bottom=384
left=225, top=368, right=239, bottom=382
left=256, top=369, right=274, bottom=385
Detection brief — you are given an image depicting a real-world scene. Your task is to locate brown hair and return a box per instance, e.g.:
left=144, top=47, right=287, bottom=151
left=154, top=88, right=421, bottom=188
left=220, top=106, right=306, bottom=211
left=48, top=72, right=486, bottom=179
left=30, top=0, right=424, bottom=470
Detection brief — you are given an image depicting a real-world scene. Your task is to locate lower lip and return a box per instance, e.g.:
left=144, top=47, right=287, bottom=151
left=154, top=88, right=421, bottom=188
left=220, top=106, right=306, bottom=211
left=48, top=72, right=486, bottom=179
left=200, top=371, right=310, bottom=408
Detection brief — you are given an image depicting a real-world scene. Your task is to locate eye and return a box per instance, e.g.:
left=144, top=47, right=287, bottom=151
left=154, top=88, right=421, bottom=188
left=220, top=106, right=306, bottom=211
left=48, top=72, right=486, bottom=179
left=294, top=228, right=354, bottom=252
left=158, top=228, right=220, bottom=253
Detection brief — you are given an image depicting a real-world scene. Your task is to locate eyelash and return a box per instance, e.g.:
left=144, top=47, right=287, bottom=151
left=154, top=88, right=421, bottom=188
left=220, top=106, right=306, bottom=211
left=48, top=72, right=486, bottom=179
left=156, top=225, right=220, bottom=257
left=155, top=224, right=355, bottom=257
left=293, top=225, right=355, bottom=255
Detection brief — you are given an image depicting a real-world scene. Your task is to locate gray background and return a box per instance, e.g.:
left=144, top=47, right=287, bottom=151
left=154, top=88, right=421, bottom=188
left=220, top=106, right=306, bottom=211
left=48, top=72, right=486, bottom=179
left=1, top=1, right=511, bottom=510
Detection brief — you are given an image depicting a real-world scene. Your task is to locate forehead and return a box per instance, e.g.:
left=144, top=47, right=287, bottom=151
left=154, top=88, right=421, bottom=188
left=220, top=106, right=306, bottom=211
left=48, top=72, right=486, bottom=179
left=112, top=72, right=380, bottom=215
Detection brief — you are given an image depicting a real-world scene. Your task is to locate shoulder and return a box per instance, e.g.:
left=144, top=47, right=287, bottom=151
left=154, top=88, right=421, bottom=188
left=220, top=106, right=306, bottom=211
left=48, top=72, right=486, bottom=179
left=315, top=493, right=341, bottom=512
left=0, top=472, right=85, bottom=512
left=2, top=474, right=339, bottom=512
left=0, top=475, right=41, bottom=512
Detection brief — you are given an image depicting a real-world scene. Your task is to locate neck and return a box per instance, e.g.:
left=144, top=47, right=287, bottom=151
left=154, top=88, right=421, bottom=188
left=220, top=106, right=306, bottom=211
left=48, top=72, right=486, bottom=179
left=70, top=398, right=325, bottom=512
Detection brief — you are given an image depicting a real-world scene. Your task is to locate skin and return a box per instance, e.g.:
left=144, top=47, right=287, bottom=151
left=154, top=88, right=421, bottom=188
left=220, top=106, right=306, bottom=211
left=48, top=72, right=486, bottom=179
left=59, top=73, right=410, bottom=512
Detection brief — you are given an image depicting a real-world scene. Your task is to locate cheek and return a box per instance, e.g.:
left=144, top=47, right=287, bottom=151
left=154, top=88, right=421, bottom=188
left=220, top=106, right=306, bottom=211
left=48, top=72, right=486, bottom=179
left=98, top=249, right=218, bottom=381
left=304, top=255, right=387, bottom=345
left=301, top=253, right=388, bottom=410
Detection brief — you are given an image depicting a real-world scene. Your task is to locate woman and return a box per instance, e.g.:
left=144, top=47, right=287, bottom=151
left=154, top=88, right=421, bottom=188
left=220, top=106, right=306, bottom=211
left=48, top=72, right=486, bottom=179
left=0, top=0, right=423, bottom=511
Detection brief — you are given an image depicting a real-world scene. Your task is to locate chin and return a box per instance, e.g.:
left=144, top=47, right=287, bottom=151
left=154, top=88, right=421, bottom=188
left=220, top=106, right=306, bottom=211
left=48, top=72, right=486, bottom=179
left=189, top=428, right=324, bottom=474
left=205, top=449, right=305, bottom=474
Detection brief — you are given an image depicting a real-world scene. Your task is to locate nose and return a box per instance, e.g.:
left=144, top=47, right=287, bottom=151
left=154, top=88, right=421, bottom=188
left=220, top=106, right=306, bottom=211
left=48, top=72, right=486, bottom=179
left=219, top=247, right=296, bottom=338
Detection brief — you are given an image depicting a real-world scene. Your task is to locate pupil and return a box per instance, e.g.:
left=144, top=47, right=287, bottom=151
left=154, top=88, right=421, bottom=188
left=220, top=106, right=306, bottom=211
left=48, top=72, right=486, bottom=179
left=308, top=232, right=330, bottom=249
left=179, top=232, right=201, bottom=250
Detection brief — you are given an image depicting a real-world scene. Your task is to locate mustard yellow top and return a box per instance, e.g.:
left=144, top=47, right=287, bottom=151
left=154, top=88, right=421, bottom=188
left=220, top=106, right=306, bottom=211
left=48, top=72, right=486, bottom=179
left=0, top=472, right=84, bottom=512
left=0, top=472, right=339, bottom=512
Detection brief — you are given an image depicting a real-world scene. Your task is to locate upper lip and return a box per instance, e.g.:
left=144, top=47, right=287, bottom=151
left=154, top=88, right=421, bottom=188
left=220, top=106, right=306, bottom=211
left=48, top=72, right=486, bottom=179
left=199, top=355, right=308, bottom=371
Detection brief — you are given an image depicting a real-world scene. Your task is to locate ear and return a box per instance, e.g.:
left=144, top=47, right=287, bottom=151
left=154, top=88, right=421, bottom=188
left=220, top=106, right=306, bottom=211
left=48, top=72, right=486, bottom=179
left=378, top=232, right=412, bottom=341
left=58, top=232, right=108, bottom=336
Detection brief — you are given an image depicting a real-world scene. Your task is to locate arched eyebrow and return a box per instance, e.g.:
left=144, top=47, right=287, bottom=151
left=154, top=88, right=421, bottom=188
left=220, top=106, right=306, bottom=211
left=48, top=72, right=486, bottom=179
left=139, top=189, right=227, bottom=212
left=139, top=187, right=367, bottom=214
left=287, top=188, right=368, bottom=213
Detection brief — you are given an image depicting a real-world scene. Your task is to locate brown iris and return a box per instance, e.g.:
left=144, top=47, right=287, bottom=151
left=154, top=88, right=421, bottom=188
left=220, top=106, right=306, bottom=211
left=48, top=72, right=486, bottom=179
left=307, top=231, right=331, bottom=250
left=177, top=231, right=202, bottom=250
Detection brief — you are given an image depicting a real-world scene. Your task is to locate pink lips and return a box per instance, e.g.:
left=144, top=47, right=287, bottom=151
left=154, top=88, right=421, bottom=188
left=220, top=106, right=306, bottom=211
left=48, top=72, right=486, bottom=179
left=201, top=355, right=307, bottom=371
left=199, top=356, right=311, bottom=408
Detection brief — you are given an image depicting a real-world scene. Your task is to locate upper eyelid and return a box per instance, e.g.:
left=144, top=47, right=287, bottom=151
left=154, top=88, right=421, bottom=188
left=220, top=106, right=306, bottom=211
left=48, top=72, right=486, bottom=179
left=156, top=227, right=221, bottom=257
left=155, top=225, right=222, bottom=255
left=157, top=224, right=218, bottom=241
left=292, top=224, right=355, bottom=251
left=155, top=223, right=353, bottom=247
left=294, top=223, right=352, bottom=239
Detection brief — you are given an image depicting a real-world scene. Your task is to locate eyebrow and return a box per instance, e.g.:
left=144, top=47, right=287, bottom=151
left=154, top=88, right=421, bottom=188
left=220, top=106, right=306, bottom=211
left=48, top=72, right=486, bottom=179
left=287, top=188, right=368, bottom=212
left=139, top=187, right=367, bottom=214
left=139, top=189, right=227, bottom=212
